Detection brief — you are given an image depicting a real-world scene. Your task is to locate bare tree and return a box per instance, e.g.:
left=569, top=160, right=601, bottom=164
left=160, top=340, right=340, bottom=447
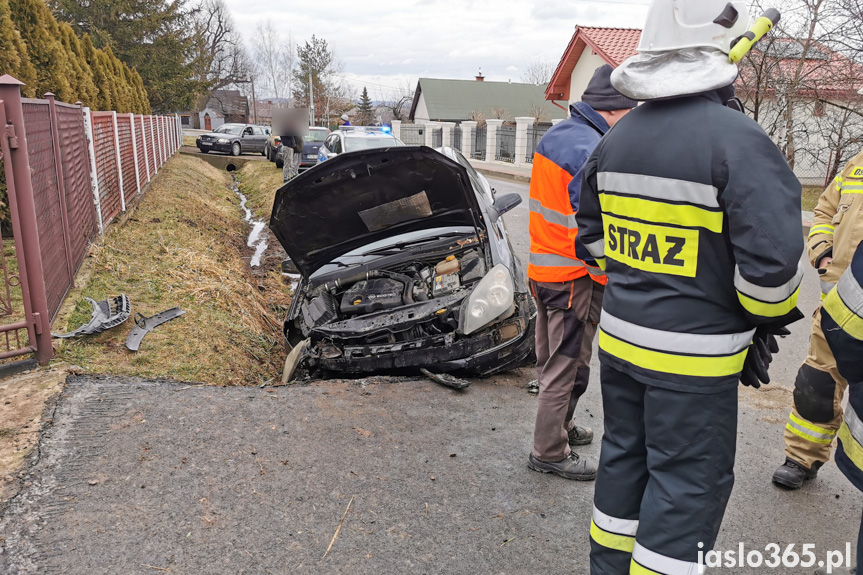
left=468, top=109, right=487, bottom=128
left=737, top=0, right=857, bottom=180
left=378, top=81, right=414, bottom=121
left=488, top=106, right=513, bottom=122
left=190, top=0, right=249, bottom=94
left=528, top=102, right=552, bottom=123
left=253, top=21, right=294, bottom=103
left=521, top=59, right=555, bottom=85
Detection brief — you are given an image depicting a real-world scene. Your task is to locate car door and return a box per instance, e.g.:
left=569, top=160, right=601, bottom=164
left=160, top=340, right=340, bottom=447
left=319, top=135, right=336, bottom=163
left=253, top=126, right=268, bottom=152
left=241, top=126, right=255, bottom=152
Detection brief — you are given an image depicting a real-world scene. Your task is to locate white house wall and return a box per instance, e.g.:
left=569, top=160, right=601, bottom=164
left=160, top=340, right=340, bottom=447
left=750, top=97, right=863, bottom=187
left=414, top=94, right=431, bottom=123
left=198, top=108, right=225, bottom=130
left=569, top=49, right=607, bottom=107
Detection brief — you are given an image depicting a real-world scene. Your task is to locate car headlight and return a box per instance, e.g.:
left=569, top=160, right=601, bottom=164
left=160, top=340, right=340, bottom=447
left=459, top=264, right=514, bottom=335
left=217, top=138, right=229, bottom=144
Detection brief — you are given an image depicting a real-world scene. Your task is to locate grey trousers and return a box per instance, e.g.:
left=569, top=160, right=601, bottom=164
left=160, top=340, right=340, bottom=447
left=282, top=148, right=299, bottom=182
left=531, top=275, right=603, bottom=462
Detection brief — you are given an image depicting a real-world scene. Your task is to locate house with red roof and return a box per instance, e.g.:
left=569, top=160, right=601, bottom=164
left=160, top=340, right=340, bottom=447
left=545, top=26, right=863, bottom=184
left=545, top=27, right=640, bottom=110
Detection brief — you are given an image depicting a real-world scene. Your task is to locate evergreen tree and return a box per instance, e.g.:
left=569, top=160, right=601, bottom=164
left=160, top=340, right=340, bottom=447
left=9, top=0, right=74, bottom=101
left=49, top=0, right=198, bottom=112
left=59, top=22, right=96, bottom=106
left=0, top=0, right=37, bottom=96
left=83, top=34, right=112, bottom=110
left=357, top=87, right=374, bottom=126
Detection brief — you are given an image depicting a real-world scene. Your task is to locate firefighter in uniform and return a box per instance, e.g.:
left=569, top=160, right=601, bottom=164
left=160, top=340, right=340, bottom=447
left=527, top=65, right=637, bottom=480
left=774, top=152, right=863, bottom=489
left=577, top=1, right=804, bottom=573
left=819, top=242, right=863, bottom=575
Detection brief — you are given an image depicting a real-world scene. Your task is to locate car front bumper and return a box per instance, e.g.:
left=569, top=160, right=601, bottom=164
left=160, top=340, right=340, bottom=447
left=309, top=303, right=535, bottom=378
left=197, top=141, right=233, bottom=154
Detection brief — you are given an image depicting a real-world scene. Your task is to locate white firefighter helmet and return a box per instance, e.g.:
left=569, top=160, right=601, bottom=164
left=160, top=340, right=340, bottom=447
left=638, top=0, right=751, bottom=54
left=612, top=0, right=753, bottom=101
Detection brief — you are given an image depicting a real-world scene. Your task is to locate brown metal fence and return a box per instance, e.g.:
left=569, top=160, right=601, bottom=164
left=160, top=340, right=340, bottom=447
left=116, top=114, right=137, bottom=202
left=0, top=74, right=181, bottom=365
left=91, top=111, right=122, bottom=225
left=21, top=99, right=74, bottom=320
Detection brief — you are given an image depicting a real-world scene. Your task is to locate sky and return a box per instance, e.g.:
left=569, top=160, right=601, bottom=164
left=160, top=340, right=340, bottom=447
left=222, top=0, right=652, bottom=100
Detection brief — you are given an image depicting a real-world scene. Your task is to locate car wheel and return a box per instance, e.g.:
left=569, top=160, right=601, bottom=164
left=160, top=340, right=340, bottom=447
left=269, top=147, right=277, bottom=162
left=231, top=142, right=241, bottom=156
left=201, top=149, right=209, bottom=154
left=275, top=157, right=284, bottom=169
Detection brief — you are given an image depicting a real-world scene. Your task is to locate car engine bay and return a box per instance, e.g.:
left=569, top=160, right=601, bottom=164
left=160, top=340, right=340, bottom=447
left=290, top=247, right=490, bottom=347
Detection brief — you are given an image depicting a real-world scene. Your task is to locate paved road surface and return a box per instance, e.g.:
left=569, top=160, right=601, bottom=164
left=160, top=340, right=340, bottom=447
left=0, top=178, right=858, bottom=574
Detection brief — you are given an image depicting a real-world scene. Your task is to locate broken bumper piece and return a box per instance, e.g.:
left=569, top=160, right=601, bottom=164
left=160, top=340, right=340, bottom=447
left=52, top=294, right=131, bottom=338
left=125, top=307, right=186, bottom=351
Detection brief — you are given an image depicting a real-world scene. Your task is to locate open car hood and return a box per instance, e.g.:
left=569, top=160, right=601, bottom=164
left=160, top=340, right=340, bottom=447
left=269, top=146, right=486, bottom=278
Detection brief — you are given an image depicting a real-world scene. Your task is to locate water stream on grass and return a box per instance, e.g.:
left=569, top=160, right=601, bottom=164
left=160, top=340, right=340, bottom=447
left=230, top=178, right=268, bottom=268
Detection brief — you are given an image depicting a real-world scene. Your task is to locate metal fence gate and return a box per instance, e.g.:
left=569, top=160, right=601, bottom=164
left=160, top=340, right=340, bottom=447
left=473, top=126, right=487, bottom=160
left=451, top=126, right=462, bottom=151
left=526, top=123, right=552, bottom=163
left=496, top=125, right=516, bottom=163
left=431, top=127, right=443, bottom=147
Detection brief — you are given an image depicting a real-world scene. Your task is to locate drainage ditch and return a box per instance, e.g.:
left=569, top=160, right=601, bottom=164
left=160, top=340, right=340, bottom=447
left=229, top=174, right=269, bottom=268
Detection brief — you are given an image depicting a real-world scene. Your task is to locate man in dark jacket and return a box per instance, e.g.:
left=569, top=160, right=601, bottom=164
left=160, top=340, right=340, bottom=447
left=578, top=1, right=804, bottom=573
left=527, top=64, right=637, bottom=481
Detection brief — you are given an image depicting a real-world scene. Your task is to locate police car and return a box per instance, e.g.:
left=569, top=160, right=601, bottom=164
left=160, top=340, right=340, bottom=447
left=317, top=126, right=404, bottom=164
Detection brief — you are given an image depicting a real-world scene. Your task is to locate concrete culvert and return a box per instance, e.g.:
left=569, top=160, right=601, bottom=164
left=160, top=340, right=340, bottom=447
left=226, top=163, right=237, bottom=172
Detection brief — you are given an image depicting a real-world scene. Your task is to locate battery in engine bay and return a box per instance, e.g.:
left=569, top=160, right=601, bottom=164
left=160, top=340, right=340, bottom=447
left=433, top=273, right=460, bottom=297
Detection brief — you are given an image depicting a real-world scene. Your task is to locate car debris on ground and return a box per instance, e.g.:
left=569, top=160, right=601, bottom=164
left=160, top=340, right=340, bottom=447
left=125, top=308, right=186, bottom=352
left=52, top=295, right=131, bottom=338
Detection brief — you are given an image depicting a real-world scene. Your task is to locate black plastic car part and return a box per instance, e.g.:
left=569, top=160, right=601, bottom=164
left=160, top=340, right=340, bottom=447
left=125, top=308, right=186, bottom=351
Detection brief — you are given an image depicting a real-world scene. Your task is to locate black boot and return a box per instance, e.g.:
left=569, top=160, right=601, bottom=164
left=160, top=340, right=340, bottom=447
left=772, top=458, right=819, bottom=489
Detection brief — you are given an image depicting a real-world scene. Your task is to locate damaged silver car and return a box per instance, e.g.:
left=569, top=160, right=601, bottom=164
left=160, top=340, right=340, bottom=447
left=269, top=146, right=536, bottom=380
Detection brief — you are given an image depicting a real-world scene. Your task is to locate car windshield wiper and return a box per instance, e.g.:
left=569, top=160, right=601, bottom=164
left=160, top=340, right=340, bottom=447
left=359, top=232, right=472, bottom=257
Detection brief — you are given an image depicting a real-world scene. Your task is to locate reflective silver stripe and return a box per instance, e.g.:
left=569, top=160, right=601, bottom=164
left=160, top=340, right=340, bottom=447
left=787, top=418, right=836, bottom=441
left=821, top=280, right=836, bottom=296
left=593, top=505, right=638, bottom=537
left=583, top=238, right=605, bottom=258
left=837, top=269, right=863, bottom=314
left=845, top=404, right=863, bottom=447
left=597, top=172, right=719, bottom=208
left=600, top=310, right=754, bottom=355
left=529, top=253, right=586, bottom=268
left=633, top=542, right=701, bottom=575
left=529, top=198, right=577, bottom=229
left=733, top=261, right=804, bottom=303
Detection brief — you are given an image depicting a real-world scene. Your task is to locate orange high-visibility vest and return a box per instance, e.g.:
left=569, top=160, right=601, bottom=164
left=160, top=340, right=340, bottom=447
left=528, top=152, right=606, bottom=285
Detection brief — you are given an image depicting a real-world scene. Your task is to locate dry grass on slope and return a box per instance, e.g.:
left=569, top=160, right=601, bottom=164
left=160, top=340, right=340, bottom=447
left=56, top=155, right=292, bottom=385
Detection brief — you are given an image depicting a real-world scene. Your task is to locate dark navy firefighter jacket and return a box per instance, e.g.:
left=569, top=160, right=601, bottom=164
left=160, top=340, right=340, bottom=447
left=577, top=89, right=805, bottom=393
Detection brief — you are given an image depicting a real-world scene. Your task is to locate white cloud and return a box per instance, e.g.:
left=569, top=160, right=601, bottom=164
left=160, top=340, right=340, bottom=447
left=225, top=0, right=650, bottom=97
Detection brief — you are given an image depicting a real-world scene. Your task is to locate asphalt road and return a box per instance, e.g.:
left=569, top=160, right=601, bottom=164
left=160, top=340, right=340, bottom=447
left=0, top=178, right=858, bottom=574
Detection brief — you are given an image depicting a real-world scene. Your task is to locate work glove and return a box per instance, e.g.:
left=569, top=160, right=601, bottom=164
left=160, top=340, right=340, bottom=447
left=740, top=308, right=805, bottom=388
left=740, top=327, right=785, bottom=388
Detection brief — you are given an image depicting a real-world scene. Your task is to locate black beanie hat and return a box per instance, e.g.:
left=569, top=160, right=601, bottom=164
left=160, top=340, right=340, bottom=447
left=581, top=64, right=638, bottom=111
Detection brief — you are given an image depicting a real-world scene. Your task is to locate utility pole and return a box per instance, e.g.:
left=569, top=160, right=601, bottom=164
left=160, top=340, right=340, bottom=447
left=251, top=77, right=258, bottom=124
left=309, top=71, right=315, bottom=126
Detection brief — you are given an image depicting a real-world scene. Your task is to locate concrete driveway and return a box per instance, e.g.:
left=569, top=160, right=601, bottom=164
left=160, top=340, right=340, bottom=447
left=0, top=177, right=858, bottom=574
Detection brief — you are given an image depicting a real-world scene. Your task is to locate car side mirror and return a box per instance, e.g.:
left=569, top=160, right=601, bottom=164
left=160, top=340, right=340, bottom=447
left=489, top=193, right=522, bottom=223
left=281, top=258, right=300, bottom=275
